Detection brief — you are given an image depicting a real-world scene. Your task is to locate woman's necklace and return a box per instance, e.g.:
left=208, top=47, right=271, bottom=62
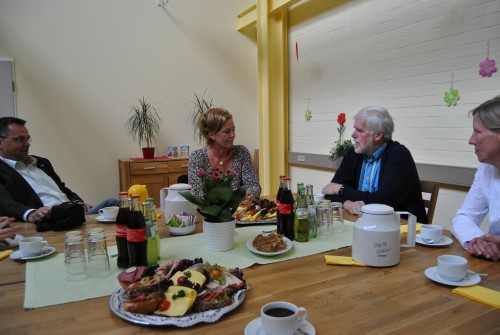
left=209, top=147, right=231, bottom=169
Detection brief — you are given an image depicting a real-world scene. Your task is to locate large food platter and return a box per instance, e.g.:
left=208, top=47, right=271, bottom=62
left=109, top=286, right=248, bottom=327
left=236, top=218, right=277, bottom=225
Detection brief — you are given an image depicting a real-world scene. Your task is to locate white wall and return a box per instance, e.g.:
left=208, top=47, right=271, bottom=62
left=0, top=0, right=258, bottom=204
left=288, top=0, right=500, bottom=229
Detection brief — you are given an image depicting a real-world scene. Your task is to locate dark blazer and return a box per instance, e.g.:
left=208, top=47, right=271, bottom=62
left=0, top=156, right=83, bottom=221
left=325, top=141, right=428, bottom=224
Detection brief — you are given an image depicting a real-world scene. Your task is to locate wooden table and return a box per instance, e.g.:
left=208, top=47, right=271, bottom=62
left=0, top=214, right=499, bottom=334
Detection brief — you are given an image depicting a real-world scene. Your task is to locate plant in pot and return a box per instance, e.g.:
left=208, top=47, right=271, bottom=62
left=190, top=90, right=213, bottom=145
left=179, top=168, right=246, bottom=251
left=125, top=97, right=162, bottom=159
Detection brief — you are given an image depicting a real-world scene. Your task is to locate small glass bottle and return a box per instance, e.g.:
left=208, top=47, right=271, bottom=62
left=306, top=184, right=317, bottom=238
left=294, top=183, right=309, bottom=242
left=146, top=198, right=160, bottom=260
left=144, top=198, right=160, bottom=264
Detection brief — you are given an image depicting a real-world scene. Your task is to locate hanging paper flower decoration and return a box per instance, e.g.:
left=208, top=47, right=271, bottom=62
left=444, top=88, right=460, bottom=107
left=479, top=58, right=497, bottom=77
left=305, top=107, right=312, bottom=121
left=479, top=41, right=497, bottom=77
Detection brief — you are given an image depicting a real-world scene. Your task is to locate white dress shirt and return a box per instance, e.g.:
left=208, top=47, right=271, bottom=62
left=451, top=163, right=500, bottom=249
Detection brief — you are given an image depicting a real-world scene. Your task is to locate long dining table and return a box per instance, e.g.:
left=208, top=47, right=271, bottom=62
left=0, top=211, right=499, bottom=335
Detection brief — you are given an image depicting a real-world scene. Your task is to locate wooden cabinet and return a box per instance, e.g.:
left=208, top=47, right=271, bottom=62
left=118, top=158, right=189, bottom=208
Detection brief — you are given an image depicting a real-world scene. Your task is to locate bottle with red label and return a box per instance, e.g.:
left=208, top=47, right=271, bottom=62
left=276, top=176, right=285, bottom=234
left=127, top=194, right=148, bottom=267
left=279, top=177, right=295, bottom=240
left=115, top=191, right=129, bottom=269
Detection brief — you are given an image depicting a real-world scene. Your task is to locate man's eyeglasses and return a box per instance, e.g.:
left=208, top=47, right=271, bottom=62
left=0, top=136, right=32, bottom=144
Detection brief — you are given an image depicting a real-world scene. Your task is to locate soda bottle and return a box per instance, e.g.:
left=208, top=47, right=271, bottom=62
left=146, top=198, right=161, bottom=261
left=127, top=194, right=147, bottom=267
left=115, top=191, right=129, bottom=269
left=276, top=176, right=285, bottom=234
left=279, top=177, right=295, bottom=240
left=294, top=183, right=309, bottom=242
left=306, top=184, right=317, bottom=238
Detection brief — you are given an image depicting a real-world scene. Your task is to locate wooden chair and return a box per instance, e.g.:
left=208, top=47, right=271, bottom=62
left=420, top=180, right=439, bottom=224
left=253, top=149, right=259, bottom=179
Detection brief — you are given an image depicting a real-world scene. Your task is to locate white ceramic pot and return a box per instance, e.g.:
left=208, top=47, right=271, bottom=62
left=202, top=219, right=236, bottom=252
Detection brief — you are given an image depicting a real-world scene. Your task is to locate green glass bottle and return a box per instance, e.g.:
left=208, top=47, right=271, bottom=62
left=142, top=201, right=158, bottom=266
left=146, top=198, right=161, bottom=260
left=306, top=184, right=317, bottom=238
left=294, top=183, right=309, bottom=242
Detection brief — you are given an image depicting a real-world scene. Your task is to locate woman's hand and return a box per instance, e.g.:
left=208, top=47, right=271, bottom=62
left=468, top=235, right=500, bottom=261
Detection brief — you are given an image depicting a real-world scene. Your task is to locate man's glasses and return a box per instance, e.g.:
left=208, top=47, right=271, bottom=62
left=0, top=136, right=32, bottom=144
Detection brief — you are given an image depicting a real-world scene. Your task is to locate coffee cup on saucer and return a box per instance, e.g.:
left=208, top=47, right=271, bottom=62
left=420, top=225, right=443, bottom=243
left=437, top=255, right=468, bottom=282
left=261, top=301, right=308, bottom=335
left=19, top=236, right=48, bottom=256
left=98, top=206, right=119, bottom=220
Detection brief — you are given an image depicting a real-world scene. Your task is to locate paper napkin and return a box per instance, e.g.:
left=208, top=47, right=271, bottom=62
left=325, top=255, right=366, bottom=266
left=400, top=223, right=422, bottom=234
left=0, top=249, right=13, bottom=261
left=453, top=286, right=500, bottom=309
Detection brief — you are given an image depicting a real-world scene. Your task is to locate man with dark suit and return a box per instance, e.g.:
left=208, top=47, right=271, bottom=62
left=0, top=117, right=116, bottom=222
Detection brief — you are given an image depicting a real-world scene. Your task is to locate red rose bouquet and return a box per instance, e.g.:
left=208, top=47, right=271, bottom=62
left=329, top=112, right=354, bottom=161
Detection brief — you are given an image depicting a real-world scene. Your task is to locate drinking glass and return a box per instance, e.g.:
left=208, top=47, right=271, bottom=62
left=64, top=231, right=87, bottom=280
left=87, top=228, right=110, bottom=277
left=317, top=202, right=333, bottom=236
left=331, top=202, right=344, bottom=233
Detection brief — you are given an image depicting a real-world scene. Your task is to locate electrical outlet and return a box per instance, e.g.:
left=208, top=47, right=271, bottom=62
left=297, top=155, right=305, bottom=162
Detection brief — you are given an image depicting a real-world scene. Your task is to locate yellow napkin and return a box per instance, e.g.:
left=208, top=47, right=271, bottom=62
left=325, top=255, right=366, bottom=266
left=400, top=223, right=422, bottom=234
left=0, top=249, right=13, bottom=261
left=453, top=286, right=500, bottom=309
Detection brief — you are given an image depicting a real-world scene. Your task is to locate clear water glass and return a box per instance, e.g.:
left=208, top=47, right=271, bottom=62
left=64, top=231, right=87, bottom=280
left=87, top=228, right=110, bottom=277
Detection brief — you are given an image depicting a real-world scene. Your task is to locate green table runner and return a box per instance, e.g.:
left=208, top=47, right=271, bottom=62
left=25, top=222, right=353, bottom=309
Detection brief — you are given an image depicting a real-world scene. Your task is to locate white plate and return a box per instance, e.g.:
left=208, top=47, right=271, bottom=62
left=237, top=218, right=277, bottom=225
left=246, top=235, right=293, bottom=257
left=95, top=215, right=116, bottom=222
left=109, top=286, right=248, bottom=327
left=10, top=246, right=56, bottom=260
left=416, top=234, right=453, bottom=247
left=244, top=317, right=316, bottom=335
left=424, top=266, right=481, bottom=287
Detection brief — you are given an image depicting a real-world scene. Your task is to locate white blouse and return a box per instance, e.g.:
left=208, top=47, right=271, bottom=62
left=451, top=163, right=500, bottom=249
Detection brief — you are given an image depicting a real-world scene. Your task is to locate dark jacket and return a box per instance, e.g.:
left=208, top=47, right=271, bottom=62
left=0, top=156, right=82, bottom=221
left=325, top=141, right=428, bottom=223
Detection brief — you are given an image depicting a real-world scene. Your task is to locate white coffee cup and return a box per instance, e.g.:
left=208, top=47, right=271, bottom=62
left=437, top=255, right=468, bottom=282
left=420, top=225, right=443, bottom=242
left=261, top=301, right=308, bottom=335
left=98, top=206, right=119, bottom=220
left=19, top=236, right=48, bottom=256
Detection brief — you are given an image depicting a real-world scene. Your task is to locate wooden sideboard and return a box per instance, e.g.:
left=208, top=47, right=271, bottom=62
left=118, top=158, right=189, bottom=207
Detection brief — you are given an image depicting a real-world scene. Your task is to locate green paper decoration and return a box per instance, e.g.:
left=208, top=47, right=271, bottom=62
left=444, top=73, right=460, bottom=107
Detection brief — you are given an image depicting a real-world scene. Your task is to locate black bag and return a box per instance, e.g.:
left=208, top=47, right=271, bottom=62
left=36, top=201, right=86, bottom=232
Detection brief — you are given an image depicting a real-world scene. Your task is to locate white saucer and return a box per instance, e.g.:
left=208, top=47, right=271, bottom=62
left=424, top=266, right=481, bottom=287
left=10, top=246, right=56, bottom=260
left=96, top=215, right=116, bottom=222
left=244, top=317, right=316, bottom=335
left=416, top=234, right=453, bottom=247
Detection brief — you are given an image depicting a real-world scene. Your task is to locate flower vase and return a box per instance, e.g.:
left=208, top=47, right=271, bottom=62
left=202, top=219, right=236, bottom=252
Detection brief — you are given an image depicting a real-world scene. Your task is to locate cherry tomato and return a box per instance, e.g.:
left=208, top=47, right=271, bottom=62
left=158, top=300, right=170, bottom=311
left=177, top=276, right=188, bottom=284
left=211, top=269, right=222, bottom=278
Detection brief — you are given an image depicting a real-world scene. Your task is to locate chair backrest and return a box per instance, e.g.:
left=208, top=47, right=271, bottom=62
left=420, top=180, right=439, bottom=224
left=253, top=149, right=259, bottom=179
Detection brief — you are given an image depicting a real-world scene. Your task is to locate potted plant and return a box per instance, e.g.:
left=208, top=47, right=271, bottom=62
left=190, top=90, right=213, bottom=145
left=125, top=97, right=162, bottom=159
left=179, top=168, right=246, bottom=251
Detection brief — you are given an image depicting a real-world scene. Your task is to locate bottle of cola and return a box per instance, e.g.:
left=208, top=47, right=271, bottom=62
left=279, top=177, right=295, bottom=240
left=127, top=194, right=148, bottom=267
left=115, top=191, right=129, bottom=269
left=276, top=176, right=285, bottom=234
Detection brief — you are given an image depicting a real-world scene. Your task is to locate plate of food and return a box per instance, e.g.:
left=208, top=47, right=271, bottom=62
left=246, top=233, right=293, bottom=256
left=236, top=199, right=278, bottom=224
left=110, top=258, right=248, bottom=327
